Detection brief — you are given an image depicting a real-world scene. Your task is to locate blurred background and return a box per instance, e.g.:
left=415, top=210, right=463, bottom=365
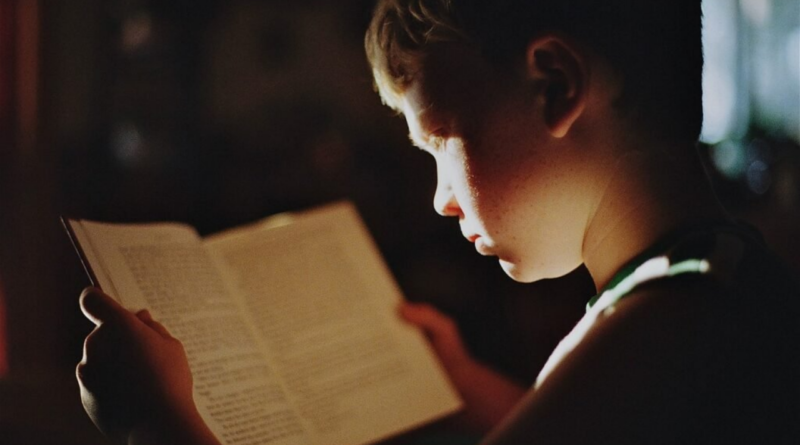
left=0, top=0, right=797, bottom=443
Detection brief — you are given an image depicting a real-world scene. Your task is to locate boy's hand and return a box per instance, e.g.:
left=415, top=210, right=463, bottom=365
left=399, top=302, right=474, bottom=373
left=77, top=287, right=198, bottom=443
left=400, top=302, right=527, bottom=434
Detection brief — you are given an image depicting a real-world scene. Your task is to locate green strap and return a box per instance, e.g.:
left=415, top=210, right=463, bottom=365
left=587, top=257, right=711, bottom=313
left=584, top=221, right=759, bottom=313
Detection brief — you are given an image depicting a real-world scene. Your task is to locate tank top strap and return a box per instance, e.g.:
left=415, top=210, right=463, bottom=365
left=585, top=221, right=757, bottom=313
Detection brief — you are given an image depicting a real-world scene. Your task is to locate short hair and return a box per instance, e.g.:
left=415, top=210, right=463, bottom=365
left=365, top=0, right=704, bottom=143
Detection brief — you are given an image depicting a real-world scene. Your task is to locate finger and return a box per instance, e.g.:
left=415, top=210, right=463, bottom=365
left=76, top=360, right=95, bottom=388
left=77, top=326, right=121, bottom=387
left=135, top=309, right=153, bottom=323
left=399, top=302, right=456, bottom=336
left=401, top=303, right=471, bottom=366
left=136, top=310, right=173, bottom=338
left=80, top=287, right=129, bottom=326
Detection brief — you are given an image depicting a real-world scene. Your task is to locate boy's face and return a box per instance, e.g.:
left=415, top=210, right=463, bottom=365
left=399, top=45, right=592, bottom=283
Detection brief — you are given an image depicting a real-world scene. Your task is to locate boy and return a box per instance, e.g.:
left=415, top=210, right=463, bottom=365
left=77, top=1, right=800, bottom=444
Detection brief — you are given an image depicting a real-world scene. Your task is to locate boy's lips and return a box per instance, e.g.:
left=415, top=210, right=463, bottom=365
left=475, top=238, right=492, bottom=255
left=466, top=234, right=493, bottom=255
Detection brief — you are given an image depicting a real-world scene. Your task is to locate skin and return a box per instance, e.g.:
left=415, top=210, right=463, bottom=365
left=78, top=288, right=221, bottom=445
left=397, top=35, right=734, bottom=443
left=401, top=41, right=602, bottom=283
left=77, top=33, right=735, bottom=444
left=401, top=39, right=727, bottom=288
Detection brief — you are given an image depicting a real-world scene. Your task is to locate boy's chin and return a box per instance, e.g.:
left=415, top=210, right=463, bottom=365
left=500, top=258, right=572, bottom=283
left=499, top=259, right=538, bottom=283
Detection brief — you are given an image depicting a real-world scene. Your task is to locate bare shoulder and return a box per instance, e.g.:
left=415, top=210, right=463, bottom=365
left=485, top=271, right=800, bottom=445
left=484, top=228, right=800, bottom=445
left=600, top=272, right=725, bottom=342
left=483, top=276, right=709, bottom=444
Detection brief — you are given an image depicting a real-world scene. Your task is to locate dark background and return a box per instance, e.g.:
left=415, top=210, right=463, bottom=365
left=0, top=1, right=797, bottom=444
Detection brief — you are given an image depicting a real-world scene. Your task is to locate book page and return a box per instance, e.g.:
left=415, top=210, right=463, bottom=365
left=205, top=202, right=462, bottom=445
left=72, top=220, right=311, bottom=445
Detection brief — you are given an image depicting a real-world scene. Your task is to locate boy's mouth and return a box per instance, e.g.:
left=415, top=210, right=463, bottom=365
left=473, top=237, right=494, bottom=256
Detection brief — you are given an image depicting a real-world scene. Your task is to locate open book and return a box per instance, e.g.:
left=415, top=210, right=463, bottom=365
left=64, top=202, right=462, bottom=445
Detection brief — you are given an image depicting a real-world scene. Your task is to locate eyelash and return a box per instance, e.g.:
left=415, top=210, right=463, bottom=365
left=428, top=134, right=447, bottom=150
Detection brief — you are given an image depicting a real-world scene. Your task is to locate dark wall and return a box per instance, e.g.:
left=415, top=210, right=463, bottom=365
left=0, top=3, right=797, bottom=443
left=0, top=0, right=593, bottom=390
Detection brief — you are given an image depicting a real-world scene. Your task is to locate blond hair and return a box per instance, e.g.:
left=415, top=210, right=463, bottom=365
left=364, top=0, right=468, bottom=111
left=365, top=0, right=705, bottom=143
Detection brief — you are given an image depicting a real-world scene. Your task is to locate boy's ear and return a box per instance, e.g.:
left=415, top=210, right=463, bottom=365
left=525, top=36, right=587, bottom=138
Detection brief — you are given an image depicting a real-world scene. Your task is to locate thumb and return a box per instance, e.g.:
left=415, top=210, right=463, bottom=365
left=80, top=287, right=129, bottom=326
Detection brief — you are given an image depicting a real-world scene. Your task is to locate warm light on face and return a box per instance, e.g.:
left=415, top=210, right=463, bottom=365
left=399, top=80, right=586, bottom=283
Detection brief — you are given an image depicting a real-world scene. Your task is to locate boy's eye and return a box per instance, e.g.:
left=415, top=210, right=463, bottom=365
left=429, top=134, right=446, bottom=150
left=427, top=126, right=454, bottom=150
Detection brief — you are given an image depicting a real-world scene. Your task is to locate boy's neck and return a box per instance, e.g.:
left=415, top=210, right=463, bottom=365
left=581, top=142, right=730, bottom=291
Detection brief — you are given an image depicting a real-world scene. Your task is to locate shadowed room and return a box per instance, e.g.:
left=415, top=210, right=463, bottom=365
left=0, top=0, right=798, bottom=444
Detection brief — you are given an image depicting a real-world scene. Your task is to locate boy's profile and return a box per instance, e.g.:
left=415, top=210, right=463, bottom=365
left=75, top=1, right=800, bottom=444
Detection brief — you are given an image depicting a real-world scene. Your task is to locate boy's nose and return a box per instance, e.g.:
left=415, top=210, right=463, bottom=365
left=433, top=181, right=461, bottom=217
